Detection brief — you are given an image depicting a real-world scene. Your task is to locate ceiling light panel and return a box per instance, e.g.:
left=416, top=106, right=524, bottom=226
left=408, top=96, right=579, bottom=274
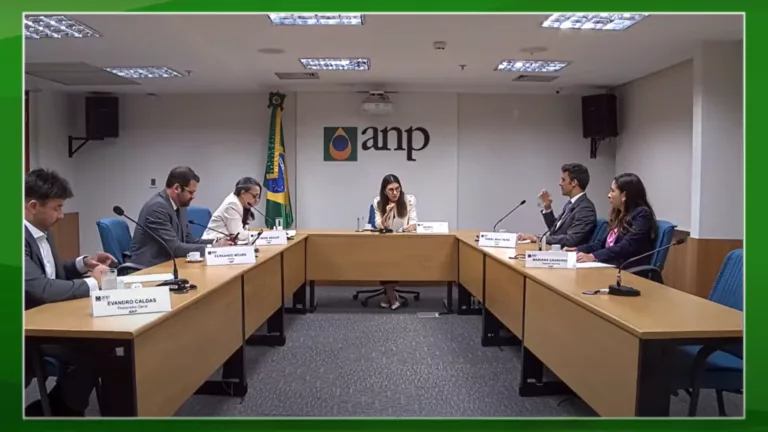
left=495, top=60, right=570, bottom=73
left=542, top=13, right=648, bottom=31
left=300, top=58, right=370, bottom=71
left=104, top=67, right=183, bottom=78
left=268, top=13, right=364, bottom=25
left=24, top=15, right=101, bottom=39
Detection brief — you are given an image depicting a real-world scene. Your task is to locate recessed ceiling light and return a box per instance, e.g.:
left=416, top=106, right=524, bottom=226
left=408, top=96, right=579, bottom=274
left=24, top=15, right=101, bottom=39
left=258, top=48, right=286, bottom=54
left=268, top=13, right=364, bottom=26
left=300, top=58, right=369, bottom=71
left=495, top=60, right=570, bottom=73
left=104, top=67, right=184, bottom=79
left=542, top=13, right=648, bottom=31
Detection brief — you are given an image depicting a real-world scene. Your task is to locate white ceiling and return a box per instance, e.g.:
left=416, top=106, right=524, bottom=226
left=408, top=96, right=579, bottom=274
left=24, top=13, right=743, bottom=95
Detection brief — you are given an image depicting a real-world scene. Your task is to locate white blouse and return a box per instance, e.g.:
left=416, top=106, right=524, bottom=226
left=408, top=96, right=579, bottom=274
left=373, top=194, right=418, bottom=232
left=203, top=193, right=251, bottom=241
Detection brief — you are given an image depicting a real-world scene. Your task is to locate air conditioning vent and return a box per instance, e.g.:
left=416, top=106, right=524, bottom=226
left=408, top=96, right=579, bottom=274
left=512, top=74, right=559, bottom=82
left=275, top=72, right=320, bottom=80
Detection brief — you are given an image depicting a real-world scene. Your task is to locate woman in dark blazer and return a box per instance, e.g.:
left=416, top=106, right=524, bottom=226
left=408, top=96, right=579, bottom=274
left=568, top=173, right=657, bottom=267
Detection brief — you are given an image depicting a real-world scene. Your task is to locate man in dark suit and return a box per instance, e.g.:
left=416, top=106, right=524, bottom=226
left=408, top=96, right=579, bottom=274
left=130, top=166, right=231, bottom=268
left=24, top=168, right=116, bottom=416
left=518, top=163, right=597, bottom=248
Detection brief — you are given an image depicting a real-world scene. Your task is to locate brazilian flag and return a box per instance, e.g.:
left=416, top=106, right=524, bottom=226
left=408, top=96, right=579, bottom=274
left=263, top=92, right=294, bottom=229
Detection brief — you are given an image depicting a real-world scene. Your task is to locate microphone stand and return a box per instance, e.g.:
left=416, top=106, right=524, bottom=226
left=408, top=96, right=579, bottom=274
left=606, top=238, right=685, bottom=297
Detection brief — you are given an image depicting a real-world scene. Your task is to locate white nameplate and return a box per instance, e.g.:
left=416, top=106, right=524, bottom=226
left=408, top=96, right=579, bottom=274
left=525, top=251, right=577, bottom=269
left=91, top=286, right=172, bottom=318
left=477, top=232, right=517, bottom=248
left=416, top=222, right=449, bottom=234
left=205, top=245, right=257, bottom=266
left=252, top=230, right=288, bottom=246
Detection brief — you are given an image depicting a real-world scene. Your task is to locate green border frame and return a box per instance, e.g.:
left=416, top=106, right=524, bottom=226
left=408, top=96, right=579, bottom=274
left=8, top=2, right=759, bottom=430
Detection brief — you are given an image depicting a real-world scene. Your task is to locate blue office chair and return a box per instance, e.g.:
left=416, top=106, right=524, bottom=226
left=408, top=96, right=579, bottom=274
left=626, top=219, right=677, bottom=284
left=672, top=249, right=743, bottom=416
left=187, top=206, right=212, bottom=238
left=96, top=218, right=145, bottom=275
left=590, top=217, right=609, bottom=244
left=353, top=203, right=421, bottom=307
left=368, top=203, right=376, bottom=227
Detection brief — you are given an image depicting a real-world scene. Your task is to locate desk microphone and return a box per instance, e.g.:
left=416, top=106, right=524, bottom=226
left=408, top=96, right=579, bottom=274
left=252, top=207, right=276, bottom=228
left=492, top=200, right=526, bottom=232
left=608, top=238, right=686, bottom=296
left=188, top=219, right=239, bottom=242
left=113, top=206, right=192, bottom=292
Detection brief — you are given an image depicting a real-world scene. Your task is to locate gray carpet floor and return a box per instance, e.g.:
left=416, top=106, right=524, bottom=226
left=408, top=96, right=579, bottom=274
left=26, top=286, right=743, bottom=417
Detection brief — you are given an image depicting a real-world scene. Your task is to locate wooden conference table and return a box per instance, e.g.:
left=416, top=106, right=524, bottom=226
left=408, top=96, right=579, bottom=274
left=23, top=230, right=742, bottom=417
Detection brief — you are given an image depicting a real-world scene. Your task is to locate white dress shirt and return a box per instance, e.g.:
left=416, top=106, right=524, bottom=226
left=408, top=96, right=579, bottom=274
left=203, top=193, right=251, bottom=240
left=373, top=195, right=418, bottom=232
left=24, top=220, right=98, bottom=292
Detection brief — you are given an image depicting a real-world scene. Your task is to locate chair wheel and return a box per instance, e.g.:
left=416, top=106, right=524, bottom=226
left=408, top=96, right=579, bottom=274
left=352, top=293, right=359, bottom=300
left=414, top=294, right=420, bottom=301
left=361, top=300, right=368, bottom=307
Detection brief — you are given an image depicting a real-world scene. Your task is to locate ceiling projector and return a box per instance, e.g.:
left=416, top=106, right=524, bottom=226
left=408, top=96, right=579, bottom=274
left=361, top=91, right=394, bottom=115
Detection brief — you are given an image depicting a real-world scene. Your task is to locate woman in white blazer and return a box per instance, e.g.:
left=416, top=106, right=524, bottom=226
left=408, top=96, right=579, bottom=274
left=203, top=177, right=262, bottom=241
left=373, top=173, right=418, bottom=310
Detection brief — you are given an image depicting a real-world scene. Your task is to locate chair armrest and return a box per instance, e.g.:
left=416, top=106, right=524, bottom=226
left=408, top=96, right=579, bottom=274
left=625, top=265, right=664, bottom=284
left=117, top=263, right=145, bottom=276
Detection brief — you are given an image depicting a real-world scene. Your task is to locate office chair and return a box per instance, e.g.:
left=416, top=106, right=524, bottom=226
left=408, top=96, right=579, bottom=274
left=187, top=206, right=212, bottom=238
left=626, top=219, right=677, bottom=284
left=26, top=350, right=103, bottom=417
left=670, top=249, right=743, bottom=416
left=96, top=218, right=145, bottom=276
left=590, top=217, right=609, bottom=244
left=352, top=204, right=421, bottom=307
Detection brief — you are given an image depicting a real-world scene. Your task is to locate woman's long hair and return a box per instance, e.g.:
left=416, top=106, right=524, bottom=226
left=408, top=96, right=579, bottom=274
left=377, top=174, right=407, bottom=219
left=608, top=173, right=658, bottom=239
left=234, top=177, right=262, bottom=228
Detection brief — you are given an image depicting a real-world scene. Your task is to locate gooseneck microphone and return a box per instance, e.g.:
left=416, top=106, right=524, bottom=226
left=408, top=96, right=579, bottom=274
left=492, top=200, right=527, bottom=232
left=252, top=207, right=276, bottom=228
left=608, top=238, right=686, bottom=296
left=188, top=219, right=239, bottom=242
left=113, top=205, right=191, bottom=292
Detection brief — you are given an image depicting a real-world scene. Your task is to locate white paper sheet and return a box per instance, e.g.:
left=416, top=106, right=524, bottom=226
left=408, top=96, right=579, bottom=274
left=117, top=273, right=176, bottom=283
left=575, top=262, right=614, bottom=269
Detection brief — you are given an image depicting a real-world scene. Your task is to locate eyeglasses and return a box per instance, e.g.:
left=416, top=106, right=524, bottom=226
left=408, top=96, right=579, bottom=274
left=386, top=187, right=401, bottom=194
left=244, top=191, right=261, bottom=200
left=181, top=187, right=197, bottom=196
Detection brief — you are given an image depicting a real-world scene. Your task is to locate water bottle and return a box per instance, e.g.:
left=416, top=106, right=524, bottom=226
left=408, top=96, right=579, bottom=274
left=102, top=268, right=118, bottom=290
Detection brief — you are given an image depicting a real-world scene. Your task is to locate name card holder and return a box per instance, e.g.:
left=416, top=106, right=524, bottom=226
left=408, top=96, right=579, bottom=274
left=525, top=251, right=577, bottom=269
left=250, top=230, right=288, bottom=246
left=205, top=245, right=257, bottom=266
left=416, top=222, right=450, bottom=234
left=91, top=286, right=172, bottom=318
left=478, top=232, right=517, bottom=248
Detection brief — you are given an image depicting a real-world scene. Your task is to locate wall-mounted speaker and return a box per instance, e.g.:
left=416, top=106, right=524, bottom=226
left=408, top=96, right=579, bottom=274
left=85, top=96, right=119, bottom=139
left=581, top=94, right=618, bottom=139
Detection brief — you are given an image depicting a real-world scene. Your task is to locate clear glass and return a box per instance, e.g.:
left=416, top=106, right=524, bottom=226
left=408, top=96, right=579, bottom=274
left=551, top=244, right=562, bottom=251
left=275, top=217, right=283, bottom=231
left=102, top=268, right=118, bottom=290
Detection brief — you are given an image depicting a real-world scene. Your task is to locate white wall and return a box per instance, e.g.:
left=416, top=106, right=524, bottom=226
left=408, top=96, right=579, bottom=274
left=28, top=91, right=80, bottom=212
left=615, top=60, right=693, bottom=231
left=296, top=92, right=459, bottom=229
left=30, top=90, right=620, bottom=254
left=67, top=93, right=296, bottom=255
left=458, top=94, right=615, bottom=233
left=691, top=41, right=743, bottom=239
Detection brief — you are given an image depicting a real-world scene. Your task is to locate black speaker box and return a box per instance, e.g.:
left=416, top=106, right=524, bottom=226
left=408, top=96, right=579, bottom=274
left=85, top=96, right=119, bottom=139
left=581, top=94, right=617, bottom=139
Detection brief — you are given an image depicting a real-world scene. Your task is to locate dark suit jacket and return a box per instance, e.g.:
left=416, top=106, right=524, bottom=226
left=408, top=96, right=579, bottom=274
left=577, top=207, right=656, bottom=267
left=24, top=225, right=90, bottom=310
left=129, top=190, right=214, bottom=268
left=541, top=194, right=597, bottom=248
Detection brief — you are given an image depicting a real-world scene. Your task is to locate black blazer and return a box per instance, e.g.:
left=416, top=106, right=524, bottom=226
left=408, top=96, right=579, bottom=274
left=541, top=194, right=597, bottom=248
left=577, top=207, right=656, bottom=267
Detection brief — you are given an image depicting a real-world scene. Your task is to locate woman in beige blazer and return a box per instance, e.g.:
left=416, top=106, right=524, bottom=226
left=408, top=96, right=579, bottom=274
left=373, top=173, right=418, bottom=309
left=203, top=177, right=262, bottom=241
